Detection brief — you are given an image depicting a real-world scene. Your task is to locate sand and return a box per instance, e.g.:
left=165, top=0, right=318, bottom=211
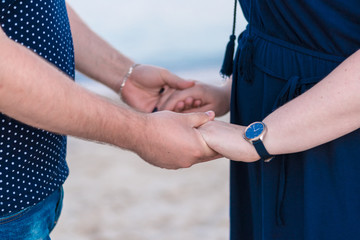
left=51, top=70, right=231, bottom=240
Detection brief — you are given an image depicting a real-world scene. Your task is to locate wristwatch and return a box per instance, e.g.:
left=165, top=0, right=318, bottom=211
left=243, top=122, right=274, bottom=162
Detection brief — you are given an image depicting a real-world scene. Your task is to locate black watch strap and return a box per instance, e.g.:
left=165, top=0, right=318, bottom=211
left=253, top=140, right=274, bottom=162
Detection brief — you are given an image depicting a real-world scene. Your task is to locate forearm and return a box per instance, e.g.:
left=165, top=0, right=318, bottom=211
left=199, top=51, right=360, bottom=162
left=263, top=50, right=360, bottom=155
left=66, top=3, right=132, bottom=92
left=0, top=30, right=144, bottom=151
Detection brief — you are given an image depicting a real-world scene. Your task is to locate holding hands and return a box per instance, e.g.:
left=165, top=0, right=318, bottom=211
left=156, top=81, right=232, bottom=117
left=121, top=66, right=261, bottom=164
left=120, top=64, right=196, bottom=113
left=138, top=73, right=259, bottom=163
left=135, top=110, right=222, bottom=169
left=120, top=66, right=231, bottom=116
left=198, top=121, right=260, bottom=163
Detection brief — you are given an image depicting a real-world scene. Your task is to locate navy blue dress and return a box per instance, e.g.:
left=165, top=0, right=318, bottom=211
left=230, top=1, right=360, bottom=239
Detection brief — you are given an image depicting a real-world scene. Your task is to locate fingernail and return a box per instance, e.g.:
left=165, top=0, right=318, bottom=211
left=152, top=107, right=158, bottom=113
left=205, top=111, right=215, bottom=118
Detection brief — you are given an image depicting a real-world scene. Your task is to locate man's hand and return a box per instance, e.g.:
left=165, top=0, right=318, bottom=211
left=198, top=120, right=260, bottom=163
left=121, top=65, right=195, bottom=113
left=133, top=110, right=221, bottom=169
left=157, top=81, right=232, bottom=116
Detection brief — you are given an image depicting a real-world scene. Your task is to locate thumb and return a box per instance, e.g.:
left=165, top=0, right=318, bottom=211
left=187, top=111, right=215, bottom=128
left=163, top=71, right=195, bottom=90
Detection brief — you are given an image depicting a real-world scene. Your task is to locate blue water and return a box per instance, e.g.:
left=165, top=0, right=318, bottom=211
left=67, top=0, right=247, bottom=72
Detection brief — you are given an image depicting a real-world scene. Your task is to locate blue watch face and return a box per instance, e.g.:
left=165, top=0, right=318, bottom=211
left=245, top=122, right=264, bottom=139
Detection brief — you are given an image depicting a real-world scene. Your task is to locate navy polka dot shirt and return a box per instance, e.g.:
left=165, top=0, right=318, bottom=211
left=0, top=0, right=74, bottom=215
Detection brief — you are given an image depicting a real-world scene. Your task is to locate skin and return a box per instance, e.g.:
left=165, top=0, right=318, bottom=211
left=67, top=5, right=194, bottom=113
left=161, top=50, right=360, bottom=162
left=0, top=3, right=219, bottom=170
left=158, top=78, right=232, bottom=117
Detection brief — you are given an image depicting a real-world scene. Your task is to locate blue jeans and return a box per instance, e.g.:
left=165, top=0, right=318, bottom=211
left=0, top=187, right=64, bottom=240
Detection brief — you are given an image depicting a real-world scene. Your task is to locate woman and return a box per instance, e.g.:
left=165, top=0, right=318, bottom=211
left=159, top=0, right=360, bottom=239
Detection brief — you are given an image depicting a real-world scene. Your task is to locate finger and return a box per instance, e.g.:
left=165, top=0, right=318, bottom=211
left=194, top=100, right=202, bottom=108
left=187, top=111, right=215, bottom=128
left=193, top=127, right=223, bottom=162
left=154, top=87, right=177, bottom=111
left=158, top=91, right=185, bottom=111
left=175, top=101, right=185, bottom=112
left=200, top=153, right=224, bottom=162
left=158, top=82, right=206, bottom=111
left=182, top=104, right=213, bottom=114
left=159, top=88, right=198, bottom=111
left=196, top=123, right=217, bottom=153
left=162, top=71, right=195, bottom=90
left=184, top=97, right=195, bottom=110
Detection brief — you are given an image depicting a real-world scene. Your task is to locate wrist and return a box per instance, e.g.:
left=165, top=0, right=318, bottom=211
left=205, top=83, right=231, bottom=116
left=261, top=119, right=277, bottom=155
left=108, top=57, right=134, bottom=92
left=243, top=121, right=274, bottom=162
left=213, top=77, right=232, bottom=116
left=104, top=105, right=147, bottom=152
left=126, top=111, right=148, bottom=153
left=211, top=123, right=260, bottom=162
left=117, top=63, right=140, bottom=96
left=243, top=137, right=262, bottom=162
left=219, top=84, right=231, bottom=114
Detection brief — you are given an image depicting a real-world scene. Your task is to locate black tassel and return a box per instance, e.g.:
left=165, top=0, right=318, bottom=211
left=220, top=34, right=236, bottom=78
left=238, top=36, right=254, bottom=83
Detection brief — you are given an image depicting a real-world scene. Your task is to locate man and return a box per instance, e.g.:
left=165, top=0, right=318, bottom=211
left=0, top=1, right=217, bottom=239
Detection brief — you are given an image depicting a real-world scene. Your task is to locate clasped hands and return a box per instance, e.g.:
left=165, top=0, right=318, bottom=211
left=120, top=64, right=259, bottom=169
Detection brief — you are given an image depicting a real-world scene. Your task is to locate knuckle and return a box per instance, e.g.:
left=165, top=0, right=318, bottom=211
left=192, top=149, right=203, bottom=159
left=181, top=161, right=193, bottom=169
left=160, top=68, right=170, bottom=78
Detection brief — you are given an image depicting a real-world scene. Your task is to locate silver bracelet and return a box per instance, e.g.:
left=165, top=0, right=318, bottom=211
left=119, top=63, right=140, bottom=95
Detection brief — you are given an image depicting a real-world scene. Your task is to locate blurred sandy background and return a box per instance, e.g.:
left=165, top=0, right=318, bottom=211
left=50, top=1, right=247, bottom=239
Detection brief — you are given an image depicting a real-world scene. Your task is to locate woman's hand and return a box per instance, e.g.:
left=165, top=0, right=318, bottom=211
left=157, top=80, right=232, bottom=116
left=198, top=120, right=260, bottom=162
